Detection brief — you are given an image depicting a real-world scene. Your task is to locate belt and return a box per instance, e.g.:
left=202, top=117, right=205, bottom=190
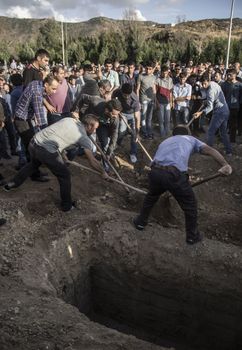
left=151, top=164, right=178, bottom=171
left=151, top=163, right=188, bottom=175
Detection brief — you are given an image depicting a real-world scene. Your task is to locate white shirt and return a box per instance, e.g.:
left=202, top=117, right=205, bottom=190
left=173, top=83, right=192, bottom=110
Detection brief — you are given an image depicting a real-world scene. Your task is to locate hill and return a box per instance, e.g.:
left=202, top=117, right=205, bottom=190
left=1, top=16, right=241, bottom=45
left=0, top=16, right=241, bottom=64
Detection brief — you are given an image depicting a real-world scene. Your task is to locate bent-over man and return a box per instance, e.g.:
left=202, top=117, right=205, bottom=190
left=133, top=124, right=232, bottom=244
left=4, top=115, right=108, bottom=212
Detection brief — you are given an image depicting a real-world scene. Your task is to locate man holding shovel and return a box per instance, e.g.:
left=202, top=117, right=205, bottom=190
left=133, top=124, right=232, bottom=245
left=4, top=114, right=108, bottom=212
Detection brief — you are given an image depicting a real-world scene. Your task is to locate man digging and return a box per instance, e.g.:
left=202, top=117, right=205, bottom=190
left=133, top=124, right=232, bottom=245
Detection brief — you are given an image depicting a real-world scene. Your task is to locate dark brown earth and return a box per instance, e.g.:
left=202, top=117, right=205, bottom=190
left=0, top=130, right=242, bottom=350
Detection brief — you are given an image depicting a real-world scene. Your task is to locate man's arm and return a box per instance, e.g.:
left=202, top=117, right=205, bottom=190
left=136, top=82, right=141, bottom=99
left=134, top=110, right=141, bottom=131
left=106, top=118, right=119, bottom=157
left=71, top=93, right=92, bottom=117
left=194, top=88, right=214, bottom=119
left=113, top=71, right=120, bottom=91
left=84, top=148, right=108, bottom=179
left=32, top=92, right=47, bottom=127
left=200, top=144, right=232, bottom=175
left=43, top=98, right=56, bottom=114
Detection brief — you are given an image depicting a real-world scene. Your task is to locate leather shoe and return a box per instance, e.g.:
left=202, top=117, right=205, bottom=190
left=186, top=233, right=203, bottom=245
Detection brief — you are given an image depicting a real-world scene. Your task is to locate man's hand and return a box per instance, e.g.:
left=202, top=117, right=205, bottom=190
left=71, top=112, right=79, bottom=120
left=193, top=111, right=203, bottom=119
left=218, top=164, right=232, bottom=176
left=46, top=103, right=57, bottom=113
left=135, top=131, right=140, bottom=142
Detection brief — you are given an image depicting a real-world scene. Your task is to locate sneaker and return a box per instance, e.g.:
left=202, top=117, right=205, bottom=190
left=186, top=233, right=203, bottom=245
left=133, top=217, right=146, bottom=231
left=3, top=182, right=17, bottom=192
left=0, top=218, right=6, bottom=226
left=130, top=154, right=137, bottom=163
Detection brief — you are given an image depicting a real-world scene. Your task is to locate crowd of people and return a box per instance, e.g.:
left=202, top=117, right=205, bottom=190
left=0, top=48, right=240, bottom=243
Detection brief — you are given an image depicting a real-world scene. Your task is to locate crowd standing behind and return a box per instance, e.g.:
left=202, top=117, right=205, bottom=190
left=0, top=49, right=241, bottom=232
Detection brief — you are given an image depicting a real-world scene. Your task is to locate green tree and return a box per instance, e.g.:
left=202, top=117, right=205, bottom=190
left=0, top=41, right=11, bottom=63
left=37, top=19, right=62, bottom=62
left=18, top=43, right=35, bottom=63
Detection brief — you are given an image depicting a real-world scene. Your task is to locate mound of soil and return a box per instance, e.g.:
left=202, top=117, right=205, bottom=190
left=0, top=134, right=242, bottom=350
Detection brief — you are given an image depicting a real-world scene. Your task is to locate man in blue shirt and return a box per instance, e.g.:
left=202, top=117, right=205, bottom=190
left=193, top=73, right=232, bottom=155
left=133, top=124, right=232, bottom=245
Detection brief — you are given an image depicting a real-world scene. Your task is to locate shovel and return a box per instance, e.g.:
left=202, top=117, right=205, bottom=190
left=159, top=172, right=222, bottom=223
left=120, top=113, right=153, bottom=162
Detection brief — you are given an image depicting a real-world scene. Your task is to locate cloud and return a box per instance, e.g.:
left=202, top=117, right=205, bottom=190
left=123, top=8, right=146, bottom=21
left=6, top=6, right=32, bottom=18
left=0, top=0, right=150, bottom=18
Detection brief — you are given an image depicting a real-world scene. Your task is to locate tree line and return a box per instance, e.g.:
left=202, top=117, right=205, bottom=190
left=0, top=19, right=241, bottom=65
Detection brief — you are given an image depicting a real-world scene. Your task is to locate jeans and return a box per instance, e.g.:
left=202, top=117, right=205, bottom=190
left=118, top=114, right=137, bottom=155
left=207, top=111, right=232, bottom=154
left=13, top=142, right=72, bottom=209
left=157, top=104, right=171, bottom=136
left=174, top=107, right=190, bottom=125
left=96, top=125, right=111, bottom=154
left=141, top=100, right=154, bottom=137
left=136, top=167, right=199, bottom=241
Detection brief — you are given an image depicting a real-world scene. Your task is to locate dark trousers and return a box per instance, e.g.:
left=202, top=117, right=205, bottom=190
left=4, top=119, right=17, bottom=152
left=13, top=142, right=72, bottom=209
left=14, top=119, right=41, bottom=178
left=14, top=119, right=35, bottom=161
left=0, top=129, right=8, bottom=158
left=47, top=112, right=70, bottom=126
left=137, top=167, right=199, bottom=240
left=228, top=108, right=239, bottom=142
left=238, top=104, right=242, bottom=136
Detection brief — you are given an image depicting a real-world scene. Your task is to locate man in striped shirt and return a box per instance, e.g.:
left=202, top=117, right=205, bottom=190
left=14, top=75, right=59, bottom=182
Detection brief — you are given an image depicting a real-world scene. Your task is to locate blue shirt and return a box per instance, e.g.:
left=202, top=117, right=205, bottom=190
left=202, top=81, right=229, bottom=115
left=10, top=86, right=23, bottom=114
left=152, top=135, right=205, bottom=172
left=101, top=70, right=120, bottom=90
left=15, top=80, right=47, bottom=126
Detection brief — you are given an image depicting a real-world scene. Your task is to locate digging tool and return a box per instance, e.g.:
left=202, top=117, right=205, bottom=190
left=89, top=135, right=130, bottom=193
left=120, top=113, right=153, bottom=162
left=186, top=103, right=204, bottom=129
left=67, top=160, right=147, bottom=195
left=159, top=172, right=222, bottom=222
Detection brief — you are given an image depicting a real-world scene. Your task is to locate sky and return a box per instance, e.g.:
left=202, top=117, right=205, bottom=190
left=0, top=0, right=241, bottom=24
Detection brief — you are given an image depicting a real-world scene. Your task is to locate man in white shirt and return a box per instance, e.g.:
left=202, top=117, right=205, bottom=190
left=173, top=73, right=192, bottom=125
